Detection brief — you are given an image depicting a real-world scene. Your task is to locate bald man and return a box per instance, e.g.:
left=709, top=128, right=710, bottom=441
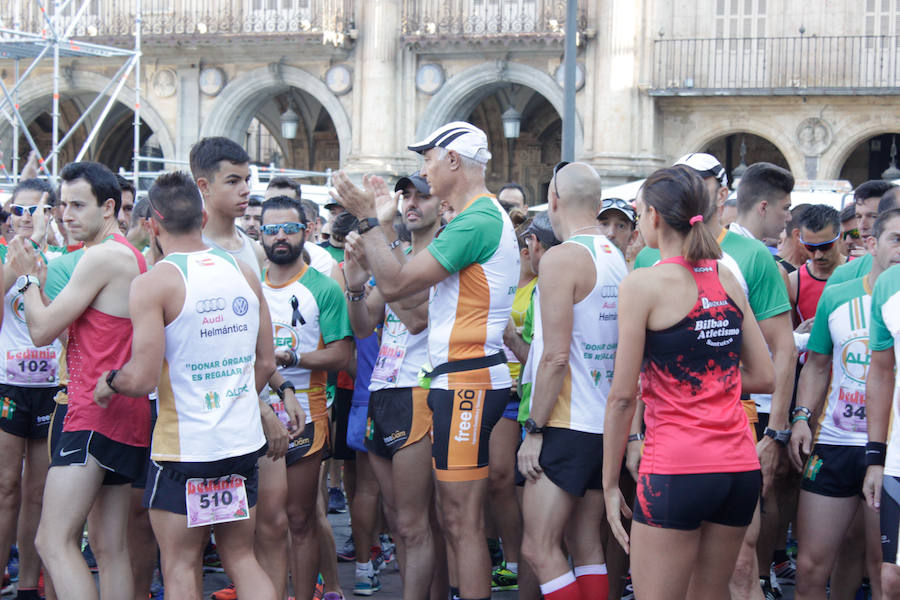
left=517, top=162, right=627, bottom=600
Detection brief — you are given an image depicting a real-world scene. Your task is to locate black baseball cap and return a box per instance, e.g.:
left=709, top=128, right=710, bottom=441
left=523, top=212, right=560, bottom=248
left=395, top=172, right=431, bottom=195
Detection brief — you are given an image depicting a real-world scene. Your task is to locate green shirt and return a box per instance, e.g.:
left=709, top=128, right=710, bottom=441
left=634, top=230, right=790, bottom=321
left=45, top=249, right=85, bottom=300
left=825, top=254, right=872, bottom=289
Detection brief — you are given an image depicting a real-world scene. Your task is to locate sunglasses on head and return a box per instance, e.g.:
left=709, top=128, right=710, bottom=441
left=260, top=222, right=306, bottom=236
left=800, top=232, right=841, bottom=253
left=10, top=204, right=48, bottom=217
left=552, top=161, right=570, bottom=200
left=842, top=228, right=860, bottom=240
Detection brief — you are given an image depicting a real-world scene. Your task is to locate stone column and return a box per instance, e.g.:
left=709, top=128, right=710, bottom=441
left=342, top=0, right=414, bottom=177
left=580, top=0, right=664, bottom=183
left=176, top=65, right=200, bottom=163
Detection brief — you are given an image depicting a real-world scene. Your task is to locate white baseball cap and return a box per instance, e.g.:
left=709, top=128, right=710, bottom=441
left=408, top=121, right=492, bottom=164
left=674, top=153, right=728, bottom=188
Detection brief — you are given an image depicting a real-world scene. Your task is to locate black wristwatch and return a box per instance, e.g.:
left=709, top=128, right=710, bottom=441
left=277, top=380, right=296, bottom=399
left=523, top=418, right=545, bottom=435
left=106, top=369, right=121, bottom=394
left=357, top=217, right=380, bottom=235
left=763, top=427, right=791, bottom=446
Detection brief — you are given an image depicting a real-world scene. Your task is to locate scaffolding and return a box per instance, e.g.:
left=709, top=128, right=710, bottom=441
left=0, top=0, right=142, bottom=189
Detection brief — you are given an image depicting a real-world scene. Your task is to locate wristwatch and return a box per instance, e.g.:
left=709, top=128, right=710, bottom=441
left=523, top=418, right=545, bottom=435
left=277, top=380, right=296, bottom=400
left=763, top=427, right=791, bottom=446
left=15, top=274, right=40, bottom=294
left=357, top=217, right=380, bottom=235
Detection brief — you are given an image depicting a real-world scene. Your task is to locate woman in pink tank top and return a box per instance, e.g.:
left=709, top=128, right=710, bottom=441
left=602, top=167, right=775, bottom=600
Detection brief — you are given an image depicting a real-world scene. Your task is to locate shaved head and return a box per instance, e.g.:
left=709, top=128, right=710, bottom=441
left=553, top=162, right=603, bottom=211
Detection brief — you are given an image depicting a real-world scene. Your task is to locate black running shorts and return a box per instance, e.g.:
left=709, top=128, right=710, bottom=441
left=365, top=387, right=432, bottom=459
left=801, top=444, right=866, bottom=498
left=634, top=470, right=761, bottom=530
left=0, top=383, right=59, bottom=439
left=429, top=387, right=507, bottom=482
left=52, top=429, right=148, bottom=485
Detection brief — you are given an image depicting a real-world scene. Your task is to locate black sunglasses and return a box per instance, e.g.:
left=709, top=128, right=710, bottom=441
left=800, top=232, right=841, bottom=254
left=552, top=161, right=570, bottom=200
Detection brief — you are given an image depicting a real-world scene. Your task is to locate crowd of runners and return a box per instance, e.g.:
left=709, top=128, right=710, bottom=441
left=1, top=120, right=900, bottom=600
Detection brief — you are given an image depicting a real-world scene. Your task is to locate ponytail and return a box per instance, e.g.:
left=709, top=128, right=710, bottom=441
left=641, top=166, right=722, bottom=262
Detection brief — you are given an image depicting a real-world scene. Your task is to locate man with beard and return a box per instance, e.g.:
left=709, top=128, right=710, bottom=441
left=342, top=172, right=441, bottom=599
left=7, top=162, right=149, bottom=599
left=257, top=195, right=352, bottom=600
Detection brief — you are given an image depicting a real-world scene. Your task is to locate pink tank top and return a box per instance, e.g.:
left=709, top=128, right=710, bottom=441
left=639, top=257, right=760, bottom=475
left=63, top=234, right=150, bottom=447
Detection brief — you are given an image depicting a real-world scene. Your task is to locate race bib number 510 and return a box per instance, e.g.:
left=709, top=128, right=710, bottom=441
left=185, top=475, right=250, bottom=528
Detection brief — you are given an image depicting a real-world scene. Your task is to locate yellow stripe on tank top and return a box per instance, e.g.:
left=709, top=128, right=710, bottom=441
left=548, top=368, right=573, bottom=429
left=151, top=359, right=181, bottom=460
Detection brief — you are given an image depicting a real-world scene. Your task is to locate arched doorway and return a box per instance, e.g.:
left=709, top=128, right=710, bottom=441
left=702, top=133, right=790, bottom=186
left=0, top=70, right=176, bottom=176
left=242, top=88, right=340, bottom=172
left=839, top=133, right=900, bottom=186
left=200, top=65, right=351, bottom=167
left=462, top=85, right=561, bottom=205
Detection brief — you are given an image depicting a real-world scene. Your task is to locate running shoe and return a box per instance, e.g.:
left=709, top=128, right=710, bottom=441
left=760, top=577, right=778, bottom=600
left=337, top=536, right=355, bottom=562
left=370, top=547, right=386, bottom=574
left=487, top=538, right=504, bottom=568
left=210, top=583, right=238, bottom=600
left=378, top=535, right=395, bottom=569
left=769, top=565, right=783, bottom=597
left=620, top=576, right=635, bottom=600
left=1, top=571, right=13, bottom=597
left=328, top=487, right=348, bottom=514
left=772, top=559, right=796, bottom=586
left=82, top=542, right=99, bottom=573
left=6, top=546, right=17, bottom=583
left=323, top=593, right=344, bottom=600
left=313, top=573, right=325, bottom=599
left=203, top=543, right=225, bottom=573
left=353, top=571, right=381, bottom=596
left=491, top=563, right=518, bottom=591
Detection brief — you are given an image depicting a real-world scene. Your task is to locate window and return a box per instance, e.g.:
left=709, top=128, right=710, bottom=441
left=715, top=0, right=766, bottom=38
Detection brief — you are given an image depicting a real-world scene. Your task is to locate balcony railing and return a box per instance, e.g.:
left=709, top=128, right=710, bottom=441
left=2, top=0, right=354, bottom=41
left=400, top=0, right=586, bottom=38
left=652, top=35, right=900, bottom=95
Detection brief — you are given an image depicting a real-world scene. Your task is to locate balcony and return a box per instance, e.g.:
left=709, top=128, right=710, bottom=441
left=400, top=0, right=587, bottom=45
left=651, top=35, right=900, bottom=96
left=2, top=0, right=355, bottom=45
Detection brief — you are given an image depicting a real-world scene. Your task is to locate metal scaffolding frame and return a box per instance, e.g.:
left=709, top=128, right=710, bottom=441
left=0, top=0, right=142, bottom=189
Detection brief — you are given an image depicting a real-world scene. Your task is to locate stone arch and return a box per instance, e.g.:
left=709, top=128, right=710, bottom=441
left=682, top=120, right=803, bottom=178
left=416, top=62, right=584, bottom=157
left=820, top=115, right=900, bottom=180
left=200, top=65, right=351, bottom=164
left=0, top=69, right=176, bottom=167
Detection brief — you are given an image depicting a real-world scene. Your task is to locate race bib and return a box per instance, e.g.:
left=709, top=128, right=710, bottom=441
left=185, top=475, right=250, bottom=528
left=6, top=348, right=58, bottom=384
left=832, top=388, right=867, bottom=433
left=371, top=344, right=406, bottom=384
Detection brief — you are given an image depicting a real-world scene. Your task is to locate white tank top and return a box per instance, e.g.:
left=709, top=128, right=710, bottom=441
left=369, top=303, right=430, bottom=391
left=151, top=248, right=265, bottom=462
left=0, top=248, right=61, bottom=387
left=531, top=235, right=627, bottom=433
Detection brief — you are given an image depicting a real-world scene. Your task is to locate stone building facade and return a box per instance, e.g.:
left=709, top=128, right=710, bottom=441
left=2, top=0, right=900, bottom=202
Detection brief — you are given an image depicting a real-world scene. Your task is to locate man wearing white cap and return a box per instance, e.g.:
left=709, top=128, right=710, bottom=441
left=333, top=121, right=520, bottom=600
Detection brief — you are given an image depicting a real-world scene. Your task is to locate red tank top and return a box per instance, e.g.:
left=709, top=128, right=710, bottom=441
left=63, top=234, right=150, bottom=447
left=640, top=257, right=760, bottom=475
left=795, top=262, right=827, bottom=323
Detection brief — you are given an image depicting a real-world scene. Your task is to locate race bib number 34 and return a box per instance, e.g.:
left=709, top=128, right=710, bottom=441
left=185, top=475, right=250, bottom=528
